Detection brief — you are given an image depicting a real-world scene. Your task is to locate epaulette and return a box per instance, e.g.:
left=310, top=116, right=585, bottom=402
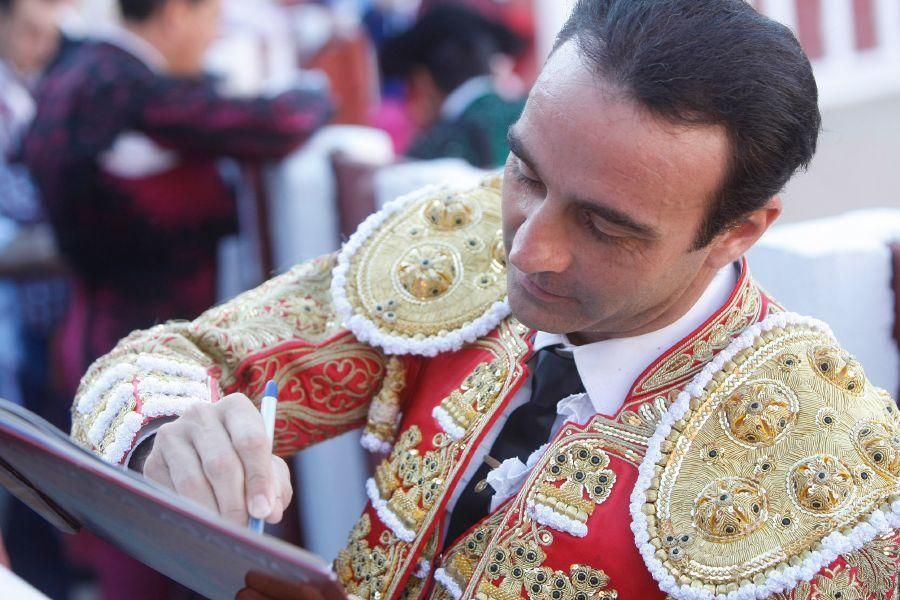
left=631, top=313, right=900, bottom=599
left=331, top=176, right=509, bottom=356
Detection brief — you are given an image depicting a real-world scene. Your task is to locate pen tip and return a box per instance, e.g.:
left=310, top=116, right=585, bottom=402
left=264, top=380, right=278, bottom=399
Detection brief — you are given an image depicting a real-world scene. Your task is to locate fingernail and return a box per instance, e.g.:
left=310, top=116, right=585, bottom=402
left=250, top=495, right=271, bottom=518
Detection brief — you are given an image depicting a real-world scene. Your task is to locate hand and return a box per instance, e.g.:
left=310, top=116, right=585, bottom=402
left=143, top=394, right=292, bottom=526
left=236, top=571, right=347, bottom=600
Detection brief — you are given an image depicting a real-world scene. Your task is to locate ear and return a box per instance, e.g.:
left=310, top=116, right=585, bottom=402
left=704, top=196, right=782, bottom=270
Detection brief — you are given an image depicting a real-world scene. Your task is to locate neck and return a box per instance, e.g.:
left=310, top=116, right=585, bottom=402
left=123, top=20, right=171, bottom=71
left=569, top=263, right=722, bottom=345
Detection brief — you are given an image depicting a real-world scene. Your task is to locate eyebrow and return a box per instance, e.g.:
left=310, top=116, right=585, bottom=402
left=506, top=127, right=659, bottom=240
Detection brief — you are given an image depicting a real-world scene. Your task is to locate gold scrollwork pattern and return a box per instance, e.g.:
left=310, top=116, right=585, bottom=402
left=436, top=359, right=509, bottom=435
left=719, top=379, right=799, bottom=447
left=348, top=318, right=531, bottom=599
left=642, top=322, right=900, bottom=593
left=461, top=525, right=619, bottom=600
left=632, top=278, right=762, bottom=395
left=527, top=442, right=616, bottom=532
left=364, top=357, right=408, bottom=449
left=809, top=345, right=866, bottom=395
left=191, top=255, right=341, bottom=386
left=344, top=182, right=507, bottom=339
left=768, top=532, right=899, bottom=599
left=335, top=514, right=399, bottom=598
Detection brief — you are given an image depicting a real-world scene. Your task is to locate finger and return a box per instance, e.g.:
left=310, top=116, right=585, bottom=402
left=190, top=411, right=248, bottom=525
left=222, top=396, right=276, bottom=519
left=266, top=456, right=293, bottom=524
left=235, top=589, right=267, bottom=600
left=143, top=449, right=176, bottom=492
left=158, top=435, right=219, bottom=514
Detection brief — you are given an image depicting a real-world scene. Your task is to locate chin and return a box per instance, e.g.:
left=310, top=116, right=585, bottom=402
left=507, top=286, right=578, bottom=335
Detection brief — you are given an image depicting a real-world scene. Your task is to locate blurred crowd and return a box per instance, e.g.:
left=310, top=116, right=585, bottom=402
left=0, top=0, right=535, bottom=597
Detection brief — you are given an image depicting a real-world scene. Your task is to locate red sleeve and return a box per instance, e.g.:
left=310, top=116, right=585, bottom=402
left=139, top=78, right=333, bottom=160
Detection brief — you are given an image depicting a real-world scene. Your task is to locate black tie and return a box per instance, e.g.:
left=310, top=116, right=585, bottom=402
left=443, top=347, right=586, bottom=548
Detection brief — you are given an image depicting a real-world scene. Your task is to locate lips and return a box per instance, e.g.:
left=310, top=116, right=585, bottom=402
left=516, top=271, right=571, bottom=302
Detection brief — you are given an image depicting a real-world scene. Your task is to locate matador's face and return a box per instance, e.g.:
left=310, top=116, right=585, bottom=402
left=501, top=40, right=754, bottom=344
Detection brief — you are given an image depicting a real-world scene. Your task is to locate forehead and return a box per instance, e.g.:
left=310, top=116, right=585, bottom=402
left=518, top=41, right=730, bottom=226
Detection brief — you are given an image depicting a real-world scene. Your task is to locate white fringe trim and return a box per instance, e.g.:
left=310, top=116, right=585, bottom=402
left=138, top=377, right=208, bottom=400
left=414, top=558, right=431, bottom=579
left=360, top=431, right=392, bottom=454
left=433, top=567, right=463, bottom=600
left=365, top=478, right=416, bottom=542
left=432, top=405, right=466, bottom=440
left=102, top=411, right=145, bottom=463
left=87, top=383, right=135, bottom=446
left=135, top=354, right=207, bottom=382
left=141, top=395, right=200, bottom=418
left=77, top=362, right=137, bottom=415
left=527, top=502, right=588, bottom=538
left=101, top=395, right=198, bottom=465
left=626, top=312, right=900, bottom=600
left=331, top=184, right=511, bottom=356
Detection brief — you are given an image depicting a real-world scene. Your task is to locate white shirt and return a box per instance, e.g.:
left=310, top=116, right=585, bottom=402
left=445, top=263, right=740, bottom=521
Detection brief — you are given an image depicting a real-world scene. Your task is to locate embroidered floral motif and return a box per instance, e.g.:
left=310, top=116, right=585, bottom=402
left=191, top=256, right=340, bottom=383
left=633, top=314, right=900, bottom=600
left=335, top=514, right=398, bottom=598
left=526, top=442, right=616, bottom=537
left=433, top=358, right=509, bottom=439
left=371, top=426, right=452, bottom=537
left=362, top=357, right=407, bottom=453
left=844, top=532, right=900, bottom=599
left=472, top=530, right=618, bottom=600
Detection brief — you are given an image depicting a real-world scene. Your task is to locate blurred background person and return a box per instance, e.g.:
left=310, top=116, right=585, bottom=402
left=0, top=0, right=73, bottom=598
left=379, top=4, right=526, bottom=168
left=21, top=0, right=332, bottom=597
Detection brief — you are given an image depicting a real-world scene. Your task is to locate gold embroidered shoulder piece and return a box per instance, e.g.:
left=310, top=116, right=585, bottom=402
left=633, top=314, right=900, bottom=599
left=71, top=255, right=383, bottom=464
left=332, top=177, right=510, bottom=357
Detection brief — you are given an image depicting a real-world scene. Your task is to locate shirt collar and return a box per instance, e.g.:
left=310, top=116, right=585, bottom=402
left=97, top=26, right=168, bottom=73
left=532, top=263, right=740, bottom=416
left=440, top=75, right=493, bottom=121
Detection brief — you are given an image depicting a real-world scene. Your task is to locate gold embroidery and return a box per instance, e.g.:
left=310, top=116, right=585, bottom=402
left=373, top=426, right=453, bottom=532
left=265, top=339, right=386, bottom=453
left=437, top=358, right=509, bottom=434
left=634, top=279, right=761, bottom=395
left=368, top=318, right=531, bottom=600
left=844, top=532, right=900, bottom=599
left=528, top=443, right=616, bottom=530
left=719, top=379, right=799, bottom=447
left=642, top=323, right=900, bottom=593
left=810, top=345, right=866, bottom=395
left=191, top=256, right=340, bottom=386
left=395, top=244, right=460, bottom=301
left=472, top=528, right=618, bottom=600
left=364, top=357, right=407, bottom=449
left=453, top=432, right=621, bottom=599
left=345, top=183, right=507, bottom=339
left=523, top=565, right=618, bottom=600
left=692, top=477, right=769, bottom=541
left=335, top=514, right=399, bottom=598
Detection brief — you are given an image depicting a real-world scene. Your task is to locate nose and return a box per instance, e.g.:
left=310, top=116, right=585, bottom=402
left=507, top=197, right=573, bottom=275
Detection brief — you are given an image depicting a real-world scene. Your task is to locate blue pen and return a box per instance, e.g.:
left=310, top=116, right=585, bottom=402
left=248, top=380, right=278, bottom=534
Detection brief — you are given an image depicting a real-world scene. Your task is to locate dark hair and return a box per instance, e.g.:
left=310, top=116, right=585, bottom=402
left=380, top=6, right=523, bottom=95
left=556, top=0, right=821, bottom=248
left=118, top=0, right=204, bottom=22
